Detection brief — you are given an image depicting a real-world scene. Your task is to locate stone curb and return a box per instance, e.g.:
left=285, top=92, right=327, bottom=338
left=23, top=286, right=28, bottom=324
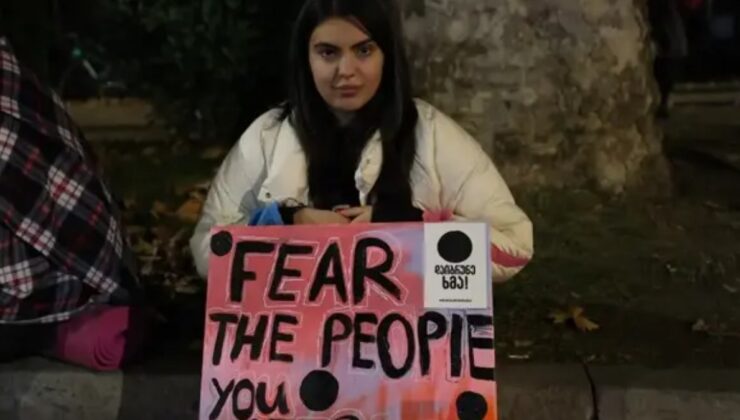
left=2, top=359, right=740, bottom=419
left=591, top=366, right=740, bottom=420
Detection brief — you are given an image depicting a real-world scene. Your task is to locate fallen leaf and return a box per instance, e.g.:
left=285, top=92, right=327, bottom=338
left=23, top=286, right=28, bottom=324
left=133, top=239, right=160, bottom=256
left=200, top=146, right=227, bottom=160
left=692, top=318, right=709, bottom=333
left=548, top=309, right=570, bottom=325
left=549, top=306, right=599, bottom=332
left=572, top=306, right=600, bottom=332
left=176, top=197, right=204, bottom=223
left=140, top=260, right=155, bottom=276
left=175, top=282, right=201, bottom=295
left=690, top=319, right=740, bottom=338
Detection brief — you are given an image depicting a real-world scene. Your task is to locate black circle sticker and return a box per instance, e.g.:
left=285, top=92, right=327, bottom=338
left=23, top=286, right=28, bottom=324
left=437, top=230, right=473, bottom=263
left=456, top=391, right=488, bottom=420
left=210, top=231, right=233, bottom=257
left=299, top=370, right=339, bottom=412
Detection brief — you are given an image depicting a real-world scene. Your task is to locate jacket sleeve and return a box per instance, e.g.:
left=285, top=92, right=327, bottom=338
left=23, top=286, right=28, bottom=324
left=189, top=112, right=275, bottom=278
left=431, top=111, right=534, bottom=283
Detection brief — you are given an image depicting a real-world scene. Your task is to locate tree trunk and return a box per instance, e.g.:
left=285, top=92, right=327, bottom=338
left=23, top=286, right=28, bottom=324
left=403, top=0, right=669, bottom=194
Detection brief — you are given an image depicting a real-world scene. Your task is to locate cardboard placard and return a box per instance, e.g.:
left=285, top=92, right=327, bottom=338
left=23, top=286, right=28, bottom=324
left=201, top=223, right=496, bottom=419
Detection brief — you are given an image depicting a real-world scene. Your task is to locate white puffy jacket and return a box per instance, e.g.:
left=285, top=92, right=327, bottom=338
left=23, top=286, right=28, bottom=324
left=190, top=99, right=533, bottom=282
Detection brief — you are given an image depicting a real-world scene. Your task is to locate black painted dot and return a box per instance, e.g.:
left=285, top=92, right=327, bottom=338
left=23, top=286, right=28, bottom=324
left=210, top=231, right=233, bottom=257
left=299, top=370, right=339, bottom=412
left=437, top=231, right=473, bottom=263
left=456, top=391, right=488, bottom=420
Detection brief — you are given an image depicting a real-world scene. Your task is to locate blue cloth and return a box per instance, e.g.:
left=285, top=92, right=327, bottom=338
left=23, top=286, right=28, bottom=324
left=248, top=202, right=285, bottom=226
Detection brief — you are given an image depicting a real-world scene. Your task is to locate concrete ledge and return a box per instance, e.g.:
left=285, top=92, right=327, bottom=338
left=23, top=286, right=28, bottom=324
left=591, top=366, right=740, bottom=420
left=497, top=364, right=594, bottom=420
left=65, top=98, right=170, bottom=142
left=4, top=359, right=740, bottom=420
left=0, top=358, right=199, bottom=420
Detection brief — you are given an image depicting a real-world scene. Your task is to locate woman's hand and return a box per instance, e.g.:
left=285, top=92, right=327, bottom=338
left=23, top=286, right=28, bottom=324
left=339, top=206, right=373, bottom=224
left=293, top=208, right=350, bottom=225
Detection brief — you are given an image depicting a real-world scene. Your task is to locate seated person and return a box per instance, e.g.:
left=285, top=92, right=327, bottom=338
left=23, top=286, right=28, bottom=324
left=190, top=0, right=534, bottom=283
left=0, top=36, right=149, bottom=371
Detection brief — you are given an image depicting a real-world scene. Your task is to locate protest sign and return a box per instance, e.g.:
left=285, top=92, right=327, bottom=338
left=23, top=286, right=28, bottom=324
left=201, top=223, right=495, bottom=419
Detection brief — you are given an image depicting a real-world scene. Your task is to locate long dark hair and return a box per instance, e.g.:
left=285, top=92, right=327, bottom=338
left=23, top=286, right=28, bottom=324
left=280, top=0, right=418, bottom=211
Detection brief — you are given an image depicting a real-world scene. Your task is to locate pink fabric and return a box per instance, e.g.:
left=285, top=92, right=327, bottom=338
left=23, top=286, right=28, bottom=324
left=52, top=305, right=151, bottom=371
left=491, top=244, right=531, bottom=268
left=422, top=209, right=454, bottom=222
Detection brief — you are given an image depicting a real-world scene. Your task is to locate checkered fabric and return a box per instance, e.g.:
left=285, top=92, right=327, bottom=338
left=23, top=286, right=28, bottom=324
left=0, top=37, right=139, bottom=324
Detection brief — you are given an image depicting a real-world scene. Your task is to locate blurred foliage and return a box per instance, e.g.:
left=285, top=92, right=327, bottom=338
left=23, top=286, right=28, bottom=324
left=2, top=0, right=303, bottom=141
left=95, top=0, right=303, bottom=142
left=0, top=0, right=56, bottom=82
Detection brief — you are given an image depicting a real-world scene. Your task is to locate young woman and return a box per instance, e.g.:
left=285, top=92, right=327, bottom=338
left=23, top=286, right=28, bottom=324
left=191, top=0, right=533, bottom=282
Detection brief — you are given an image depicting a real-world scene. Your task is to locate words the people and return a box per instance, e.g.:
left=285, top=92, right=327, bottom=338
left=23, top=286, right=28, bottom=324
left=205, top=236, right=494, bottom=419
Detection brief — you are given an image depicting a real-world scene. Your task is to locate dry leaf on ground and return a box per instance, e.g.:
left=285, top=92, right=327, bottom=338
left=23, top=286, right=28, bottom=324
left=571, top=306, right=600, bottom=332
left=133, top=239, right=160, bottom=257
left=549, top=305, right=600, bottom=332
left=548, top=308, right=570, bottom=325
left=174, top=276, right=202, bottom=295
left=691, top=318, right=740, bottom=338
left=692, top=319, right=709, bottom=333
left=176, top=197, right=204, bottom=223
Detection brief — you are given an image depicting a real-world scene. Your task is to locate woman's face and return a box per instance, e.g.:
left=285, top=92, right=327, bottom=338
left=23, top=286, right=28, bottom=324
left=308, top=17, right=385, bottom=113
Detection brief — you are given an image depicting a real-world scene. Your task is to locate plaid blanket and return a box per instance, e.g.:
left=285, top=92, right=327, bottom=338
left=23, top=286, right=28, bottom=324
left=0, top=37, right=139, bottom=324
